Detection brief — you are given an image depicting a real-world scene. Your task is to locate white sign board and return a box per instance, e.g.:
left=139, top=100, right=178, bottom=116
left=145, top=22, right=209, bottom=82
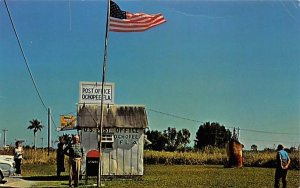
left=79, top=82, right=114, bottom=104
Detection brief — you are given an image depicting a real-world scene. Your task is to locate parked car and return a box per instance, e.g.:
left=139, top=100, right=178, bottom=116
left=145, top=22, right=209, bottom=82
left=0, top=169, right=3, bottom=182
left=0, top=155, right=15, bottom=181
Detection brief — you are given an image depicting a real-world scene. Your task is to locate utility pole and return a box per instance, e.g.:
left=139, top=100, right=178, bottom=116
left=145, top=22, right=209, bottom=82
left=41, top=137, right=44, bottom=154
left=232, top=127, right=239, bottom=141
left=41, top=137, right=44, bottom=149
left=214, top=129, right=218, bottom=147
left=2, top=129, right=8, bottom=147
left=48, top=107, right=51, bottom=156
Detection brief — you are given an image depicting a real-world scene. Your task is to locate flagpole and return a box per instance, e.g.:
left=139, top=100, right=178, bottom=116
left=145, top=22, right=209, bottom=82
left=97, top=0, right=110, bottom=187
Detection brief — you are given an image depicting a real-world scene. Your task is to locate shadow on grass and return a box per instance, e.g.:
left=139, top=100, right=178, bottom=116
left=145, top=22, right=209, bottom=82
left=21, top=176, right=92, bottom=187
left=22, top=175, right=69, bottom=181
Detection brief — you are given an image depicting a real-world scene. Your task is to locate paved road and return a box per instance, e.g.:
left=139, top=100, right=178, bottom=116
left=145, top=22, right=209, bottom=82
left=0, top=177, right=35, bottom=188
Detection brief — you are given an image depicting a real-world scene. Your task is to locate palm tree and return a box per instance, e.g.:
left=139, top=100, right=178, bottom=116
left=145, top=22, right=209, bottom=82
left=27, top=119, right=44, bottom=150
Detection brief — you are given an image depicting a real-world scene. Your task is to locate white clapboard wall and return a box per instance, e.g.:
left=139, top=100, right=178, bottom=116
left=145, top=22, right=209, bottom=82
left=78, top=104, right=148, bottom=176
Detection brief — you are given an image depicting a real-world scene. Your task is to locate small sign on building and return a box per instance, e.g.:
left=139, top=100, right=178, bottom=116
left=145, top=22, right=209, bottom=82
left=59, top=115, right=76, bottom=130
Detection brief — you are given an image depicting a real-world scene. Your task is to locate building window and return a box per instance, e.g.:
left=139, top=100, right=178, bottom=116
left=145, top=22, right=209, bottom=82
left=101, top=134, right=113, bottom=149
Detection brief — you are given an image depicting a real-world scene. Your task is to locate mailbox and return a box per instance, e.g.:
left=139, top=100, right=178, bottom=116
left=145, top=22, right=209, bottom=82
left=86, top=149, right=100, bottom=176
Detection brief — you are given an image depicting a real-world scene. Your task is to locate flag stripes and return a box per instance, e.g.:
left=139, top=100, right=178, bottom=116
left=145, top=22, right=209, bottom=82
left=110, top=12, right=166, bottom=32
left=109, top=1, right=166, bottom=32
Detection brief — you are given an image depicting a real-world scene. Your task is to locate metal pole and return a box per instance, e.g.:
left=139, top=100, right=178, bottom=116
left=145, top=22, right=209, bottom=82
left=2, top=129, right=8, bottom=147
left=41, top=137, right=44, bottom=148
left=97, top=0, right=110, bottom=187
left=48, top=108, right=51, bottom=156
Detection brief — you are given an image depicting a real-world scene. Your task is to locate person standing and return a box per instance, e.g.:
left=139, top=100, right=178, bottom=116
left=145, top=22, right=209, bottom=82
left=13, top=141, right=23, bottom=176
left=64, top=135, right=84, bottom=188
left=56, top=136, right=65, bottom=178
left=274, top=144, right=291, bottom=188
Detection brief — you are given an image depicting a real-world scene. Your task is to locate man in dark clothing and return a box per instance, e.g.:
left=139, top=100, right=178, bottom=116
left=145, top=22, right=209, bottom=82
left=56, top=136, right=65, bottom=178
left=64, top=135, right=84, bottom=188
left=274, top=144, right=291, bottom=188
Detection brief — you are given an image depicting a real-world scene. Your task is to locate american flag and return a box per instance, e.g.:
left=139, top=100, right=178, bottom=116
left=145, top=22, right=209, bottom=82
left=109, top=1, right=166, bottom=32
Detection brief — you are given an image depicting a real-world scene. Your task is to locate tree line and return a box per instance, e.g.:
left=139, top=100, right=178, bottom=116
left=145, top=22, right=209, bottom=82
left=24, top=119, right=299, bottom=152
left=145, top=122, right=233, bottom=151
left=25, top=119, right=232, bottom=151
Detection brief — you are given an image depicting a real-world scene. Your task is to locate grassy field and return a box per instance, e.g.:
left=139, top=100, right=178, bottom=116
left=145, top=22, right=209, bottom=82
left=1, top=148, right=299, bottom=187
left=22, top=164, right=300, bottom=188
left=1, top=148, right=299, bottom=169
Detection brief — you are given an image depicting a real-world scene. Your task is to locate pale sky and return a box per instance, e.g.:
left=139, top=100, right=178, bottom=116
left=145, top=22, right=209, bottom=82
left=0, top=0, right=299, bottom=150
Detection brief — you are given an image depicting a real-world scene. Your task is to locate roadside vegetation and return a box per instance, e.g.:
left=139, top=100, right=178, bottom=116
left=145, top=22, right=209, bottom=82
left=144, top=149, right=300, bottom=170
left=0, top=147, right=299, bottom=170
left=1, top=145, right=299, bottom=187
left=2, top=121, right=297, bottom=169
left=0, top=121, right=298, bottom=187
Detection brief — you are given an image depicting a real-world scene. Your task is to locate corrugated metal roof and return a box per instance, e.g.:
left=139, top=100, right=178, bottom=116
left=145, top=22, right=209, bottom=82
left=77, top=104, right=148, bottom=128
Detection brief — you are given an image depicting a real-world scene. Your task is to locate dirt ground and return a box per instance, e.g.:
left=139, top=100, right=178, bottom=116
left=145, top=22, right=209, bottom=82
left=0, top=177, right=35, bottom=188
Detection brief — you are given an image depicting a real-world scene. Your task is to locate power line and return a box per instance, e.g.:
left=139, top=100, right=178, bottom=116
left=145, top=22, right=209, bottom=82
left=242, top=138, right=299, bottom=145
left=148, top=108, right=202, bottom=123
left=148, top=108, right=299, bottom=145
left=148, top=108, right=299, bottom=136
left=4, top=0, right=59, bottom=132
left=3, top=0, right=297, bottom=138
left=4, top=0, right=47, bottom=111
left=239, top=128, right=298, bottom=135
left=50, top=114, right=57, bottom=127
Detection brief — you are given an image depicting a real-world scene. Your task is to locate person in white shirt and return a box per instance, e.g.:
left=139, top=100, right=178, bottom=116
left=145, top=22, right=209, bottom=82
left=13, top=141, right=23, bottom=176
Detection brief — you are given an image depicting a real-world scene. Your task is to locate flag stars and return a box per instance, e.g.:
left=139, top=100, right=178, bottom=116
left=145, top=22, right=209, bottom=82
left=110, top=1, right=127, bottom=19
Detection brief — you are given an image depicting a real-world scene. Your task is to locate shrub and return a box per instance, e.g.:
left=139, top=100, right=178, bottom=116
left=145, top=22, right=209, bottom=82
left=2, top=147, right=299, bottom=170
left=144, top=150, right=300, bottom=170
left=0, top=148, right=57, bottom=164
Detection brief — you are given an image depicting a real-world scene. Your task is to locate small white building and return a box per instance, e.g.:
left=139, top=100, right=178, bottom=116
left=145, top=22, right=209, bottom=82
left=77, top=104, right=148, bottom=178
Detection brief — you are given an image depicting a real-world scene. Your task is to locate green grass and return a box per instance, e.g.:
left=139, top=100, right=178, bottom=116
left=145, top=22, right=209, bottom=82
left=2, top=149, right=299, bottom=169
left=2, top=149, right=298, bottom=187
left=22, top=164, right=300, bottom=188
